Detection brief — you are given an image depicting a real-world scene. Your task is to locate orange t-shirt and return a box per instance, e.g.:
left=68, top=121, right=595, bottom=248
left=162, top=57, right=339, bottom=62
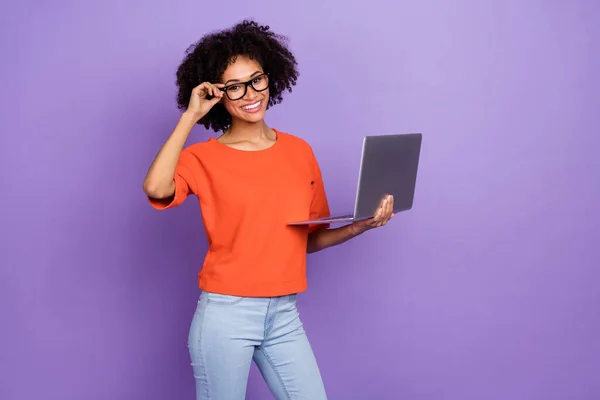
left=148, top=129, right=330, bottom=297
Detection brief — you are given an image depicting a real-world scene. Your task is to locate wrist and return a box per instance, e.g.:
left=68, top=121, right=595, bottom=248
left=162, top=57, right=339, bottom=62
left=348, top=223, right=366, bottom=237
left=181, top=110, right=203, bottom=124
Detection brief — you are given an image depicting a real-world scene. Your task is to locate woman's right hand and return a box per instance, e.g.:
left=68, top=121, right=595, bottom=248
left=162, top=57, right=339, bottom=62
left=186, top=82, right=224, bottom=121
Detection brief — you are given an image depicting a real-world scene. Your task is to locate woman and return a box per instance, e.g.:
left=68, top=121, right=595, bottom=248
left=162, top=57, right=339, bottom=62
left=143, top=20, right=394, bottom=400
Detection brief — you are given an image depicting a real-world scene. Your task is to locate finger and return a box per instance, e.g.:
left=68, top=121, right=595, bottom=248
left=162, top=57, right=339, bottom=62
left=194, top=83, right=208, bottom=98
left=385, top=195, right=394, bottom=220
left=378, top=196, right=392, bottom=226
left=377, top=197, right=388, bottom=221
left=198, top=82, right=217, bottom=98
left=379, top=196, right=390, bottom=218
left=208, top=94, right=222, bottom=105
left=206, top=83, right=216, bottom=97
left=380, top=196, right=388, bottom=212
left=371, top=207, right=379, bottom=223
left=210, top=83, right=224, bottom=100
left=195, top=82, right=209, bottom=91
left=381, top=202, right=389, bottom=225
left=372, top=205, right=383, bottom=224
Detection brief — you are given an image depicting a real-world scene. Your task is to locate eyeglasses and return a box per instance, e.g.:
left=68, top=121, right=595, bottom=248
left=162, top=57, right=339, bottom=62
left=220, top=73, right=269, bottom=101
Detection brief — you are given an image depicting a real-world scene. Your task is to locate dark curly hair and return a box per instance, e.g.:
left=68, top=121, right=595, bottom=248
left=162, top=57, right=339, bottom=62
left=175, top=20, right=299, bottom=132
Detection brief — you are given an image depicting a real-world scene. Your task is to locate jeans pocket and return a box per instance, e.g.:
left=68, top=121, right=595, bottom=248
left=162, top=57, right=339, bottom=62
left=204, top=291, right=245, bottom=305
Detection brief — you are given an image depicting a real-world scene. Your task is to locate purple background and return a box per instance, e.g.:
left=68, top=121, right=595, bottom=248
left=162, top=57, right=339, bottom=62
left=2, top=1, right=599, bottom=399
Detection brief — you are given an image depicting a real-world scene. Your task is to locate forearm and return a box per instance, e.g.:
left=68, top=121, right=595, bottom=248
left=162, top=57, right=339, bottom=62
left=307, top=224, right=363, bottom=253
left=143, top=112, right=198, bottom=199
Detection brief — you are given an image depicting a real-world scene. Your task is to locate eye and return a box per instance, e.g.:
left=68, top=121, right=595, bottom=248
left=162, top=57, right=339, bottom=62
left=252, top=76, right=263, bottom=84
left=227, top=85, right=241, bottom=91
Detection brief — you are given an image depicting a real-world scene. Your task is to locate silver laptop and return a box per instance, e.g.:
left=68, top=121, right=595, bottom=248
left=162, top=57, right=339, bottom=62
left=288, top=133, right=423, bottom=225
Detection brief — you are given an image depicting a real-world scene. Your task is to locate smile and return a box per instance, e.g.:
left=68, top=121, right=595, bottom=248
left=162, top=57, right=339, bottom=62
left=241, top=100, right=262, bottom=112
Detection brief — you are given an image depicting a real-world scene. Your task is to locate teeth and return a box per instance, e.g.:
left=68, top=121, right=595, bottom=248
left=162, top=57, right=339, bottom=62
left=243, top=101, right=261, bottom=110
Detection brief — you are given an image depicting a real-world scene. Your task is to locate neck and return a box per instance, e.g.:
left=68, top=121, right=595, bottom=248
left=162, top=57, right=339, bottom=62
left=226, top=119, right=272, bottom=141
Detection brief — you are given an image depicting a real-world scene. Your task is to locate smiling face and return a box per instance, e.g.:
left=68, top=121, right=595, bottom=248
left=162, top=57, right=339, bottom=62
left=220, top=55, right=269, bottom=126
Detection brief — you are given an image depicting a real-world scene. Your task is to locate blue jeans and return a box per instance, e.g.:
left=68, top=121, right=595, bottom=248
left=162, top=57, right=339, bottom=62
left=188, top=291, right=328, bottom=400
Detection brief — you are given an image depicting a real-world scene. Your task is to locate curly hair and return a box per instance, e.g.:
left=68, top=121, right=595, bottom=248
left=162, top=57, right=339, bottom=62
left=175, top=20, right=299, bottom=132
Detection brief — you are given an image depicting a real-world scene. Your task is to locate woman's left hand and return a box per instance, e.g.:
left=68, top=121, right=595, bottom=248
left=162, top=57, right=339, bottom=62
left=349, top=194, right=395, bottom=235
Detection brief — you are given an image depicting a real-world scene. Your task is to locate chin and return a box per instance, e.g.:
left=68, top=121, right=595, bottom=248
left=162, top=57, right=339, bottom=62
left=242, top=112, right=267, bottom=124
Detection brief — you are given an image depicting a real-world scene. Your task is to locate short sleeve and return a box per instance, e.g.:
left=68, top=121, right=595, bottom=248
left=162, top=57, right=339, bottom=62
left=147, top=148, right=199, bottom=210
left=308, top=150, right=331, bottom=234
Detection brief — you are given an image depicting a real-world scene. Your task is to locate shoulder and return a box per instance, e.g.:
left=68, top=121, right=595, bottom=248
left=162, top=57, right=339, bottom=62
left=277, top=130, right=316, bottom=157
left=173, top=140, right=217, bottom=170
left=181, top=140, right=214, bottom=158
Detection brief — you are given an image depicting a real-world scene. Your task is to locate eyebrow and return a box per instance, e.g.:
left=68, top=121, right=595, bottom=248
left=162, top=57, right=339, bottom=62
left=224, top=71, right=263, bottom=85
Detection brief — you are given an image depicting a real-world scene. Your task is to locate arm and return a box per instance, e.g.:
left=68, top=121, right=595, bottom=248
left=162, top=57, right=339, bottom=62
left=143, top=82, right=222, bottom=200
left=304, top=146, right=394, bottom=253
left=143, top=112, right=197, bottom=199
left=307, top=195, right=395, bottom=254
left=307, top=224, right=361, bottom=254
